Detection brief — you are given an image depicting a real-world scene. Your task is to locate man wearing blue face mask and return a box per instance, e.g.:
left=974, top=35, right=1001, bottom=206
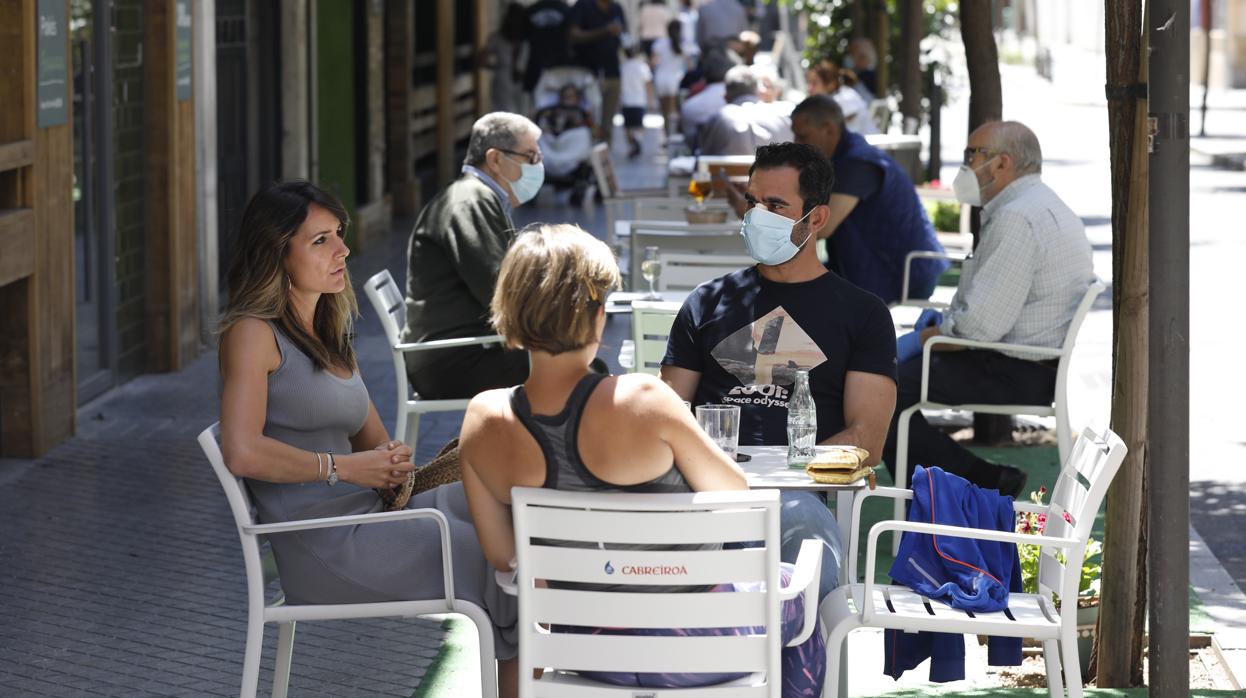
left=661, top=142, right=899, bottom=600
left=403, top=112, right=545, bottom=400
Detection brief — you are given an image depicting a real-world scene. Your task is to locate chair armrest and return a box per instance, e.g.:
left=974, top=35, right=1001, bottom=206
left=860, top=519, right=1078, bottom=623
left=900, top=251, right=966, bottom=306
left=392, top=335, right=504, bottom=353
left=245, top=507, right=459, bottom=607
left=918, top=336, right=1063, bottom=402
left=496, top=568, right=518, bottom=596
left=779, top=539, right=822, bottom=647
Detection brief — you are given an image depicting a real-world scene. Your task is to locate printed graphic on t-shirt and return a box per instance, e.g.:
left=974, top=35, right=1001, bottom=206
left=710, top=306, right=827, bottom=407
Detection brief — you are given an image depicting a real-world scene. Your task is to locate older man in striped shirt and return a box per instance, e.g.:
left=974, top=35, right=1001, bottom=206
left=882, top=121, right=1095, bottom=497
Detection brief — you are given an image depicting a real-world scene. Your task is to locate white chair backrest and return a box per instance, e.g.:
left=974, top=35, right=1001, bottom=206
left=631, top=300, right=682, bottom=375
left=661, top=252, right=755, bottom=293
left=511, top=486, right=783, bottom=693
left=634, top=197, right=732, bottom=222
left=1059, top=280, right=1106, bottom=357
left=630, top=225, right=746, bottom=290
left=364, top=269, right=406, bottom=347
left=198, top=423, right=271, bottom=605
left=1035, top=426, right=1126, bottom=605
left=590, top=143, right=620, bottom=198
left=364, top=270, right=415, bottom=419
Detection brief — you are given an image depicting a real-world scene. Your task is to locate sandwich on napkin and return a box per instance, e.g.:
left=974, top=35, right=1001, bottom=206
left=805, top=446, right=873, bottom=484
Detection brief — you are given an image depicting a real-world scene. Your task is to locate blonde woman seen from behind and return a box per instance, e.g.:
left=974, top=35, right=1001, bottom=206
left=459, top=224, right=826, bottom=695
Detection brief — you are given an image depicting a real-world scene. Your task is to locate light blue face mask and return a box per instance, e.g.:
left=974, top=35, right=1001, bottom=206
left=507, top=159, right=545, bottom=205
left=740, top=205, right=815, bottom=266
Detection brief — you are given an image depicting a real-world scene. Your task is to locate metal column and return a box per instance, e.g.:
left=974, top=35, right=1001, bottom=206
left=1146, top=1, right=1190, bottom=694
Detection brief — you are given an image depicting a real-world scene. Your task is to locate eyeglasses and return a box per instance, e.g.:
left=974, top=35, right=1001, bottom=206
left=963, top=146, right=996, bottom=165
left=499, top=148, right=543, bottom=166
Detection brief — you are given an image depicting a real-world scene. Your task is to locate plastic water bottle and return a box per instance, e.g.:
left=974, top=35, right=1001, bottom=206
left=787, top=369, right=817, bottom=468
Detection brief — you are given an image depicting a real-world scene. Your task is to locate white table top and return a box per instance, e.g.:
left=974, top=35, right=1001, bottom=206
left=737, top=445, right=872, bottom=492
left=615, top=218, right=739, bottom=240
left=604, top=290, right=688, bottom=314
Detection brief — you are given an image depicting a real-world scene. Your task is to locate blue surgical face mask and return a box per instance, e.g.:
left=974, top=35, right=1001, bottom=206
left=506, top=158, right=545, bottom=205
left=740, top=205, right=815, bottom=266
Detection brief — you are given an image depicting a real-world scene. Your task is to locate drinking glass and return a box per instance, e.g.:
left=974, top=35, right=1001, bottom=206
left=688, top=171, right=712, bottom=207
left=641, top=246, right=662, bottom=300
left=696, top=404, right=741, bottom=460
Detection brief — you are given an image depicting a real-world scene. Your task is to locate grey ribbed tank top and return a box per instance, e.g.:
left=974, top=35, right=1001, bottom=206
left=511, top=372, right=715, bottom=594
left=247, top=321, right=372, bottom=525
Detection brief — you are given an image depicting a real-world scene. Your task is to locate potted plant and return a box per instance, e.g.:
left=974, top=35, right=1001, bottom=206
left=1016, top=486, right=1102, bottom=674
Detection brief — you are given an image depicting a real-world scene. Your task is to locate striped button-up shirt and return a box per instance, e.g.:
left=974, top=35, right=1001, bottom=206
left=940, top=175, right=1094, bottom=361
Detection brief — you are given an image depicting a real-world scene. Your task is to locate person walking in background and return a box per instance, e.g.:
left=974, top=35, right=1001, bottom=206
left=569, top=0, right=628, bottom=145
left=651, top=18, right=696, bottom=139
left=637, top=0, right=673, bottom=56
left=677, top=0, right=699, bottom=46
left=523, top=0, right=574, bottom=100
left=695, top=0, right=748, bottom=50
left=806, top=58, right=879, bottom=134
left=619, top=42, right=655, bottom=158
left=482, top=3, right=529, bottom=114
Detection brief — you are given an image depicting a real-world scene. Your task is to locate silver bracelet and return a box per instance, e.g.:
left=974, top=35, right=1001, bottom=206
left=315, top=452, right=324, bottom=482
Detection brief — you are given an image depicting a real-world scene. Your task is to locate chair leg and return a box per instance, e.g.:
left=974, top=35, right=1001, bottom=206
left=240, top=614, right=264, bottom=698
left=272, top=621, right=296, bottom=698
left=1042, top=639, right=1064, bottom=697
left=459, top=604, right=499, bottom=698
left=1061, top=635, right=1083, bottom=698
left=405, top=411, right=422, bottom=453
left=821, top=621, right=852, bottom=698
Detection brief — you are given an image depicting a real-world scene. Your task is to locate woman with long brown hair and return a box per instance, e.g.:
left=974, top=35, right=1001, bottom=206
left=217, top=181, right=518, bottom=696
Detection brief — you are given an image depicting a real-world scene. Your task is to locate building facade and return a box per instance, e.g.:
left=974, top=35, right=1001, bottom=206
left=2, top=0, right=496, bottom=458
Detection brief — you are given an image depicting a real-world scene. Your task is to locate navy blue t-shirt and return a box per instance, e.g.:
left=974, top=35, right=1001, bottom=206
left=662, top=266, right=897, bottom=447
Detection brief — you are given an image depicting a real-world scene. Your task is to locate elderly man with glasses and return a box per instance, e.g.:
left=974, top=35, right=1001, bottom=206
left=402, top=112, right=544, bottom=400
left=883, top=120, right=1096, bottom=497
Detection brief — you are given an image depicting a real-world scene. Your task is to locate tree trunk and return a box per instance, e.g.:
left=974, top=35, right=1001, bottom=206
left=1095, top=0, right=1148, bottom=687
left=899, top=0, right=923, bottom=133
left=959, top=0, right=1002, bottom=131
left=848, top=0, right=866, bottom=39
left=872, top=0, right=890, bottom=97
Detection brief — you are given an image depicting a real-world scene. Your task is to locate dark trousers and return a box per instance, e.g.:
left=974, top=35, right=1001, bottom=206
left=882, top=350, right=1057, bottom=486
left=407, top=345, right=530, bottom=400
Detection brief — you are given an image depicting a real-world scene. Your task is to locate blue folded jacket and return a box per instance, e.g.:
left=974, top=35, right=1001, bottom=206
left=883, top=465, right=1023, bottom=682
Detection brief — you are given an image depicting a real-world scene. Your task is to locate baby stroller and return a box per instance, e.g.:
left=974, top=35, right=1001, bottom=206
left=533, top=66, right=601, bottom=205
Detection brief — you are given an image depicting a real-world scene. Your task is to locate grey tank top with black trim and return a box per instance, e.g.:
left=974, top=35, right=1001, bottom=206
left=510, top=373, right=716, bottom=593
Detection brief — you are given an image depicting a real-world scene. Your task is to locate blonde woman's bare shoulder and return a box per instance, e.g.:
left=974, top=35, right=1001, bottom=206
left=610, top=373, right=682, bottom=410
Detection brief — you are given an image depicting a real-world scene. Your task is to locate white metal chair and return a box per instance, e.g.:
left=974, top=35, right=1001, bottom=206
left=630, top=300, right=682, bottom=376
left=629, top=223, right=746, bottom=291
left=197, top=423, right=499, bottom=698
left=504, top=487, right=822, bottom=697
left=890, top=281, right=1105, bottom=534
left=820, top=426, right=1126, bottom=698
left=363, top=269, right=504, bottom=450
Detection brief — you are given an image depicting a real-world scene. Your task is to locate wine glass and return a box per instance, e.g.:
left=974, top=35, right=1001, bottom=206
left=641, top=246, right=662, bottom=300
left=688, top=171, right=712, bottom=209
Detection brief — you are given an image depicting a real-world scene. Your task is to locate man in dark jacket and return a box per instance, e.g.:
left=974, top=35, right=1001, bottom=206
left=402, top=112, right=543, bottom=399
left=789, top=95, right=948, bottom=305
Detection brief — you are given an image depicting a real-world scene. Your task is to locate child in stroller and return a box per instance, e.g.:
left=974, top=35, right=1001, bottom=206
left=533, top=68, right=601, bottom=205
